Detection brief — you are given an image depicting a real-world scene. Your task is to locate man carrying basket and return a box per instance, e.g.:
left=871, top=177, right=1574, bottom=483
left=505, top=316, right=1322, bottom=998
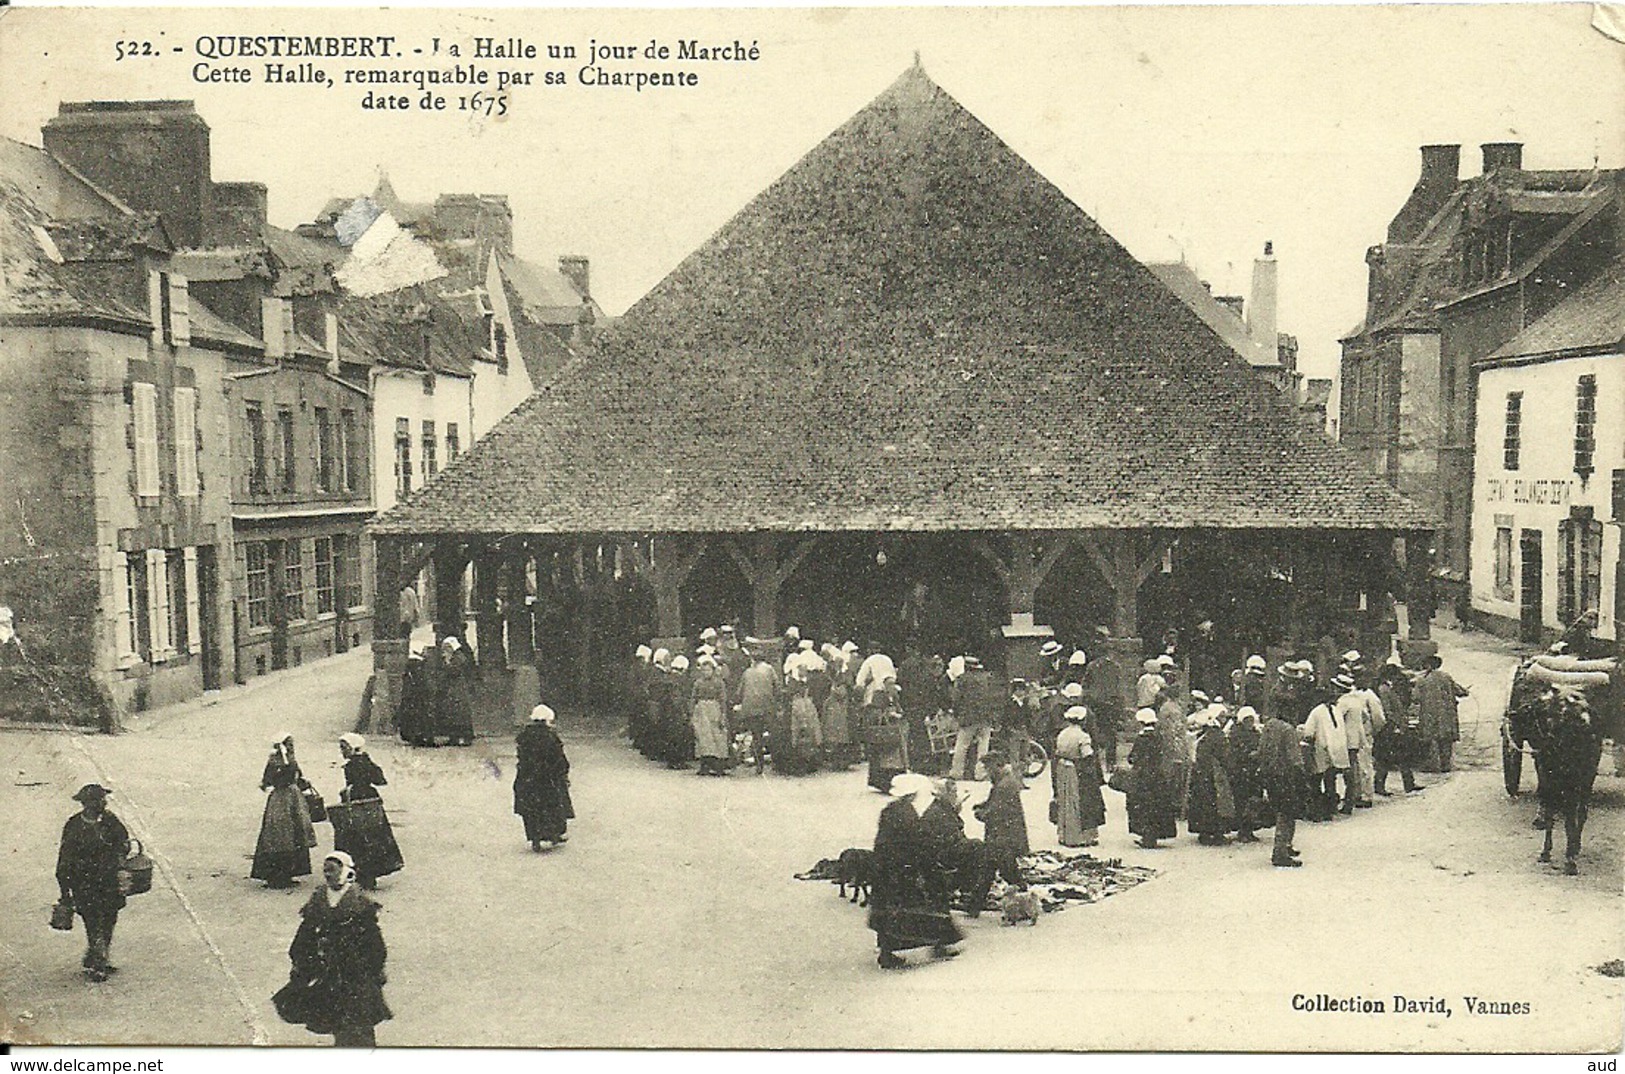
left=54, top=783, right=132, bottom=981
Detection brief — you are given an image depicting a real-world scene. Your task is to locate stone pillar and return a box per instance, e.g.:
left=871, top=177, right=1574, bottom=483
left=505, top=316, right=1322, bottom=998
left=370, top=535, right=406, bottom=730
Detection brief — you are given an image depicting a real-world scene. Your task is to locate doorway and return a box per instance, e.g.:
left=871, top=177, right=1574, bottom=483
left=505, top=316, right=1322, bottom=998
left=1519, top=528, right=1544, bottom=644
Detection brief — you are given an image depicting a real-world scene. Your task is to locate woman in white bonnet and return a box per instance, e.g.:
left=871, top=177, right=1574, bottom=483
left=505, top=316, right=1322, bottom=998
left=514, top=704, right=573, bottom=848
left=1053, top=706, right=1105, bottom=847
left=274, top=849, right=392, bottom=1047
left=251, top=732, right=317, bottom=888
left=866, top=772, right=964, bottom=969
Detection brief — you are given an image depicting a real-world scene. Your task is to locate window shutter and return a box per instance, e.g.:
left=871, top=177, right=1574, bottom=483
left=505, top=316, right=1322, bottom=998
left=132, top=382, right=160, bottom=497
left=174, top=387, right=199, bottom=497
left=170, top=274, right=191, bottom=347
left=113, top=551, right=134, bottom=663
left=147, top=270, right=163, bottom=342
left=183, top=547, right=201, bottom=655
left=146, top=549, right=171, bottom=661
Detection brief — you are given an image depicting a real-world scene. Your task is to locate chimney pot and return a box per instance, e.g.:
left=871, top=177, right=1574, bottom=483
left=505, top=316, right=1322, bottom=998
left=1263, top=240, right=1274, bottom=257
left=559, top=255, right=591, bottom=300
left=1481, top=142, right=1523, bottom=173
left=1420, top=144, right=1462, bottom=183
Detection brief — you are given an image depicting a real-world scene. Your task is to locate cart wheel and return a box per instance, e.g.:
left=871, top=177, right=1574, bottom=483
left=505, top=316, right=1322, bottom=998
left=1022, top=738, right=1048, bottom=781
left=1502, top=727, right=1523, bottom=797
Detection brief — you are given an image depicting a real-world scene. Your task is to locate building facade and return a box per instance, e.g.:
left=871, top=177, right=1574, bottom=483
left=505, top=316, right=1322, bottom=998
left=1470, top=259, right=1625, bottom=643
left=1341, top=142, right=1621, bottom=618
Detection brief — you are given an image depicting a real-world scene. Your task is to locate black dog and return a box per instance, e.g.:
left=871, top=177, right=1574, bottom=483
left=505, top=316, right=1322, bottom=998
left=836, top=848, right=873, bottom=906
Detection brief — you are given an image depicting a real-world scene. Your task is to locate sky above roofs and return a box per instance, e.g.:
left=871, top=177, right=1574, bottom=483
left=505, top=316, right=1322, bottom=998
left=2, top=5, right=1620, bottom=382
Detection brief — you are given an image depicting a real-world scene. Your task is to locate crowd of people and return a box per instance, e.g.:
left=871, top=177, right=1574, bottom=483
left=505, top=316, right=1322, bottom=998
left=393, top=635, right=479, bottom=747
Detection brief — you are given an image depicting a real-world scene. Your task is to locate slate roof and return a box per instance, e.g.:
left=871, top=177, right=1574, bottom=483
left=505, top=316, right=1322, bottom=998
left=336, top=288, right=477, bottom=377
left=375, top=65, right=1429, bottom=537
left=1145, top=261, right=1277, bottom=368
left=498, top=253, right=602, bottom=327
left=1482, top=254, right=1625, bottom=364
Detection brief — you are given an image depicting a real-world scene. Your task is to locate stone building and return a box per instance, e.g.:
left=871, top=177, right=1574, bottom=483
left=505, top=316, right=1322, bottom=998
left=0, top=131, right=240, bottom=722
left=369, top=65, right=1432, bottom=727
left=1339, top=142, right=1621, bottom=618
left=40, top=100, right=379, bottom=686
left=1471, top=255, right=1625, bottom=643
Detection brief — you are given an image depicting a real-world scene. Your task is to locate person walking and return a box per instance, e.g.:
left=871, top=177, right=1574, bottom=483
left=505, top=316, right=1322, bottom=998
left=690, top=655, right=732, bottom=777
left=948, top=656, right=1000, bottom=780
left=1227, top=706, right=1264, bottom=843
left=1258, top=704, right=1306, bottom=866
left=333, top=735, right=403, bottom=890
left=1126, top=708, right=1176, bottom=849
left=514, top=704, right=573, bottom=848
left=1299, top=681, right=1351, bottom=821
left=55, top=784, right=130, bottom=981
left=1053, top=706, right=1105, bottom=847
left=1415, top=654, right=1469, bottom=773
left=252, top=734, right=317, bottom=888
left=436, top=636, right=476, bottom=747
left=1374, top=663, right=1422, bottom=795
left=868, top=773, right=963, bottom=969
left=396, top=653, right=434, bottom=747
left=274, top=851, right=392, bottom=1047
left=736, top=649, right=780, bottom=775
left=1186, top=708, right=1236, bottom=845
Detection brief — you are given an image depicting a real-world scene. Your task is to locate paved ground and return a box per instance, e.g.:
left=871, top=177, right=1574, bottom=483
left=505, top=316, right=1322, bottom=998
left=1, top=623, right=1620, bottom=1051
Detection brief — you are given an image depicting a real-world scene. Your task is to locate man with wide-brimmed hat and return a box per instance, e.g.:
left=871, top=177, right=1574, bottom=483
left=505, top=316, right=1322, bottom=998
left=56, top=783, right=131, bottom=980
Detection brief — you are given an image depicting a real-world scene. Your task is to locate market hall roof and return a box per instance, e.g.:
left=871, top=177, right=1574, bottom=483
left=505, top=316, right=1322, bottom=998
left=374, top=64, right=1430, bottom=538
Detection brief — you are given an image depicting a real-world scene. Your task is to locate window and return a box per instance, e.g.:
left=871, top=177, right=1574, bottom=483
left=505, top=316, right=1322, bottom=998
left=129, top=552, right=150, bottom=660
left=278, top=409, right=296, bottom=492
left=145, top=548, right=171, bottom=661
left=246, top=541, right=270, bottom=628
left=167, top=548, right=189, bottom=655
left=132, top=382, right=159, bottom=498
left=337, top=533, right=364, bottom=610
left=494, top=322, right=508, bottom=374
left=283, top=539, right=305, bottom=621
left=423, top=420, right=438, bottom=479
left=246, top=402, right=268, bottom=494
left=446, top=423, right=460, bottom=458
left=113, top=551, right=137, bottom=664
left=315, top=408, right=334, bottom=492
left=1493, top=517, right=1515, bottom=602
left=314, top=536, right=335, bottom=616
left=1503, top=392, right=1523, bottom=471
left=182, top=547, right=200, bottom=655
left=340, top=409, right=359, bottom=492
left=1557, top=513, right=1604, bottom=625
left=394, top=417, right=412, bottom=498
left=173, top=388, right=199, bottom=497
left=1575, top=375, right=1597, bottom=477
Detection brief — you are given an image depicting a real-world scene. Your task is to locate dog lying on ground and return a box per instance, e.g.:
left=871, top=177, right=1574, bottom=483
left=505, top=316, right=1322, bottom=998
left=837, top=848, right=873, bottom=906
left=999, top=889, right=1041, bottom=926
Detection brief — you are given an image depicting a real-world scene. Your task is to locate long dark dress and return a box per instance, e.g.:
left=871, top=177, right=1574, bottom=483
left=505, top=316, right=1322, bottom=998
left=437, top=649, right=476, bottom=744
left=396, top=658, right=433, bottom=746
left=273, top=886, right=392, bottom=1040
left=514, top=722, right=574, bottom=842
left=252, top=756, right=316, bottom=883
left=1127, top=731, right=1177, bottom=841
left=867, top=798, right=964, bottom=954
left=333, top=755, right=403, bottom=884
left=1186, top=727, right=1237, bottom=837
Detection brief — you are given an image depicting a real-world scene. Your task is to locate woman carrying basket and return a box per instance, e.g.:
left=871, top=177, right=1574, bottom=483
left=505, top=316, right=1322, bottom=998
left=332, top=734, right=403, bottom=890
left=251, top=733, right=317, bottom=889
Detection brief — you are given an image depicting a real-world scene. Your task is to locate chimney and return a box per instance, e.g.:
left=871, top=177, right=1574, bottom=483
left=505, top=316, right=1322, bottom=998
left=559, top=255, right=591, bottom=300
left=431, top=194, right=513, bottom=256
left=1248, top=240, right=1278, bottom=359
left=44, top=101, right=213, bottom=249
left=205, top=182, right=267, bottom=247
left=1386, top=143, right=1461, bottom=244
left=1482, top=142, right=1523, bottom=174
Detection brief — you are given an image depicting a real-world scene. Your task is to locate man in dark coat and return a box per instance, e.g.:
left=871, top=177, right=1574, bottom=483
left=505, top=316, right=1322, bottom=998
left=969, top=755, right=1030, bottom=905
left=949, top=657, right=1002, bottom=779
left=1080, top=645, right=1125, bottom=769
left=275, top=851, right=391, bottom=1046
left=514, top=704, right=574, bottom=849
left=56, top=783, right=130, bottom=980
left=1258, top=706, right=1305, bottom=866
left=1415, top=655, right=1469, bottom=773
left=868, top=774, right=963, bottom=969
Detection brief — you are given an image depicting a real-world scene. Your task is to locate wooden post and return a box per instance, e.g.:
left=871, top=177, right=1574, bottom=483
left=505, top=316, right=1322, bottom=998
left=629, top=535, right=709, bottom=638
left=724, top=532, right=817, bottom=638
left=504, top=550, right=534, bottom=666
left=432, top=544, right=467, bottom=641
left=968, top=531, right=1077, bottom=619
left=1078, top=530, right=1175, bottom=704
left=472, top=547, right=503, bottom=666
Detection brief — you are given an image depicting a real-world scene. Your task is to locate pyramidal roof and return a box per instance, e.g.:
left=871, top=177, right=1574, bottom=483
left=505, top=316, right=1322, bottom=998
left=376, top=65, right=1429, bottom=536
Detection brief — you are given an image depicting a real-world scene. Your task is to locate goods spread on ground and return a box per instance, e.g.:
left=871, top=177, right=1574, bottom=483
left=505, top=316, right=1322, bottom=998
left=796, top=848, right=1157, bottom=914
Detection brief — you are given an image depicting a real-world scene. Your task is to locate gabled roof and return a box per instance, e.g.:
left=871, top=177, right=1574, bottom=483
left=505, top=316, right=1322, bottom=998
left=375, top=65, right=1429, bottom=537
left=1482, top=255, right=1625, bottom=365
left=1145, top=261, right=1277, bottom=368
left=497, top=253, right=600, bottom=326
